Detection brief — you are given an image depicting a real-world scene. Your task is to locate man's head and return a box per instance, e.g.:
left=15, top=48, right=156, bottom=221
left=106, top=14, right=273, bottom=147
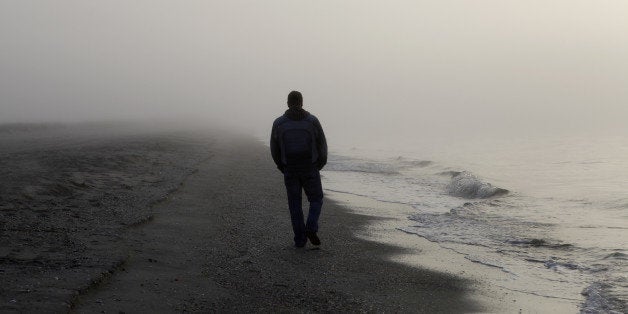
left=287, top=91, right=303, bottom=108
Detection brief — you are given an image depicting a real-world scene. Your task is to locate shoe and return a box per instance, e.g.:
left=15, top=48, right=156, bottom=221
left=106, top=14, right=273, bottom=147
left=306, top=231, right=321, bottom=246
left=295, top=241, right=306, bottom=248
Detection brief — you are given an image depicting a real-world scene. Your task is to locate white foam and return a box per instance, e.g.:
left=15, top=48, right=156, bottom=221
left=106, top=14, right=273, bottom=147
left=580, top=283, right=624, bottom=314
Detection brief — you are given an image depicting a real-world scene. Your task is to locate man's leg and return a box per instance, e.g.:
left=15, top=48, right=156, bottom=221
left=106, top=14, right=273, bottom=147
left=303, top=168, right=323, bottom=234
left=284, top=171, right=306, bottom=246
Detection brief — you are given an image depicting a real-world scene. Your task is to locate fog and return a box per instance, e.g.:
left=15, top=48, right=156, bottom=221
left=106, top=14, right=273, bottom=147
left=1, top=1, right=627, bottom=144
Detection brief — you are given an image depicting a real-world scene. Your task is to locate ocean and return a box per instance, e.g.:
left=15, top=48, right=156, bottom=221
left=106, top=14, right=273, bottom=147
left=321, top=134, right=627, bottom=313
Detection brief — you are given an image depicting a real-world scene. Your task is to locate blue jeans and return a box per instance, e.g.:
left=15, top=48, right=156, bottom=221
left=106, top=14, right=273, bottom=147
left=283, top=167, right=323, bottom=245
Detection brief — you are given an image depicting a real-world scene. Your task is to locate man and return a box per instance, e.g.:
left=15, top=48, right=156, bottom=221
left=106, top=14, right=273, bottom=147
left=270, top=91, right=328, bottom=248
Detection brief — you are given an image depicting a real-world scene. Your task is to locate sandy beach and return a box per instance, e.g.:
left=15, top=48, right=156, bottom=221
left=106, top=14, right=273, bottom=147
left=1, top=125, right=480, bottom=313
left=3, top=1, right=627, bottom=312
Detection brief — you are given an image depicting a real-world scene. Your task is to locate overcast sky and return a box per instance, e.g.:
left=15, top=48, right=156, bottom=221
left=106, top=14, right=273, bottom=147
left=1, top=1, right=627, bottom=142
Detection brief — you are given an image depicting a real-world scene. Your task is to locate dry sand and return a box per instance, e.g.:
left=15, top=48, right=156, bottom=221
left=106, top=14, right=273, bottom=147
left=2, top=125, right=481, bottom=313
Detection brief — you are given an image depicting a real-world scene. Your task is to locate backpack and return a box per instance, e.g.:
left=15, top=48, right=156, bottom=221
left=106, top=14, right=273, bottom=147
left=276, top=116, right=319, bottom=168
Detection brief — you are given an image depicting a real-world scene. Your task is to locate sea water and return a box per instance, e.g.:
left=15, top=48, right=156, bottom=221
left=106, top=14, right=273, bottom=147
left=322, top=134, right=627, bottom=313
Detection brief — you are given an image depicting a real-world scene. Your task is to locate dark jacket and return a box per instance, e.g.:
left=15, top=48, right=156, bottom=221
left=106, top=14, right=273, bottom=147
left=270, top=109, right=327, bottom=172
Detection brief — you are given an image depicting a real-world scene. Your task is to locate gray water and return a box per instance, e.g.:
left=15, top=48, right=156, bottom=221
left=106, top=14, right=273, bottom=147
left=322, top=134, right=627, bottom=313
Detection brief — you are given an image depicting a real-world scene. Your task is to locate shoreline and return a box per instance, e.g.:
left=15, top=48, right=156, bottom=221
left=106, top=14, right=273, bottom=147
left=324, top=190, right=581, bottom=313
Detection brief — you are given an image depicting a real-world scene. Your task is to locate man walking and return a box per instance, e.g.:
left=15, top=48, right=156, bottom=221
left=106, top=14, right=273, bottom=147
left=271, top=91, right=328, bottom=248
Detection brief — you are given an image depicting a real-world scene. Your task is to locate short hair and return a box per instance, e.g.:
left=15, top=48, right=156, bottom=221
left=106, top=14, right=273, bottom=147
left=287, top=91, right=303, bottom=108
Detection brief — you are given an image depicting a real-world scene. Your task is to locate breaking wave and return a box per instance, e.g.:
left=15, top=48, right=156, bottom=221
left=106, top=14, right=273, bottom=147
left=446, top=171, right=509, bottom=198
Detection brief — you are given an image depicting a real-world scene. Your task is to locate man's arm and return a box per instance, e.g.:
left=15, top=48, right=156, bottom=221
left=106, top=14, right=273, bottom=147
left=313, top=118, right=328, bottom=170
left=270, top=123, right=284, bottom=172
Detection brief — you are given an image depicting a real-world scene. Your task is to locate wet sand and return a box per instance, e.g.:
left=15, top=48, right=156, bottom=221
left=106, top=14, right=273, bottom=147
left=2, top=125, right=480, bottom=312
